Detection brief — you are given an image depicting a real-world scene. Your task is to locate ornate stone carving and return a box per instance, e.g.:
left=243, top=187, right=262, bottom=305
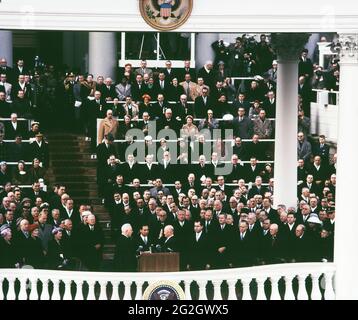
left=271, top=33, right=311, bottom=61
left=331, top=33, right=358, bottom=64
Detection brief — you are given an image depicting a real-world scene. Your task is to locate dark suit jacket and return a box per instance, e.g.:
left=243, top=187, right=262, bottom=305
left=298, top=58, right=313, bottom=77
left=134, top=234, right=154, bottom=253
left=11, top=82, right=32, bottom=101
left=261, top=233, right=286, bottom=264
left=80, top=224, right=104, bottom=270
left=0, top=100, right=11, bottom=118
left=96, top=142, right=117, bottom=168
left=197, top=67, right=216, bottom=89
left=153, top=80, right=171, bottom=97
left=298, top=182, right=320, bottom=196
left=114, top=234, right=137, bottom=271
left=245, top=164, right=263, bottom=183
left=46, top=239, right=67, bottom=269
left=248, top=185, right=268, bottom=199
left=29, top=141, right=50, bottom=168
left=173, top=220, right=193, bottom=252
left=4, top=121, right=27, bottom=140
left=162, top=69, right=177, bottom=82
left=100, top=84, right=117, bottom=101
left=139, top=163, right=160, bottom=183
left=178, top=68, right=197, bottom=82
left=27, top=189, right=48, bottom=202
left=232, top=116, right=253, bottom=139
left=0, top=237, right=17, bottom=268
left=131, top=82, right=148, bottom=101
left=187, top=232, right=212, bottom=270
left=262, top=98, right=276, bottom=118
left=194, top=96, right=215, bottom=119
left=119, top=162, right=140, bottom=182
left=293, top=233, right=313, bottom=262
left=174, top=102, right=195, bottom=120
left=235, top=231, right=256, bottom=266
left=167, top=85, right=185, bottom=102
left=160, top=235, right=178, bottom=252
left=226, top=163, right=246, bottom=182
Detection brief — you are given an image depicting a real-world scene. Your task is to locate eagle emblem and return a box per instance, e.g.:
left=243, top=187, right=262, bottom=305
left=140, top=0, right=193, bottom=31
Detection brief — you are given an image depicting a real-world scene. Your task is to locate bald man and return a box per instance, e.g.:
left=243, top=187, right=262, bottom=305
left=160, top=225, right=178, bottom=253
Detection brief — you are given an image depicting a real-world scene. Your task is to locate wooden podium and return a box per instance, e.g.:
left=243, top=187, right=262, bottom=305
left=138, top=252, right=180, bottom=272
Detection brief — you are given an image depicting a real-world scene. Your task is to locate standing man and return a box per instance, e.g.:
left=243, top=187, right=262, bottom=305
left=114, top=223, right=137, bottom=271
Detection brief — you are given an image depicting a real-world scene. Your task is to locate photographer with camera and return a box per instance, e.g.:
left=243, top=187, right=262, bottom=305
left=212, top=39, right=231, bottom=66
left=312, top=66, right=328, bottom=90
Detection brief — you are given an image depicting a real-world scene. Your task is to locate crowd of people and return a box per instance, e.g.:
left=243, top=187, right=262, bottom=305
left=0, top=34, right=339, bottom=271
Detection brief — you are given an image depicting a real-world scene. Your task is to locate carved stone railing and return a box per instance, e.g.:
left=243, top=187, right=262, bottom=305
left=0, top=263, right=335, bottom=300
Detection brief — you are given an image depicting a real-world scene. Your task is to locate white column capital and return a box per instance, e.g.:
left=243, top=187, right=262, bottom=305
left=332, top=33, right=358, bottom=64
left=271, top=33, right=311, bottom=62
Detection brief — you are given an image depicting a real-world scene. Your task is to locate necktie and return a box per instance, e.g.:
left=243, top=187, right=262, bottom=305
left=186, top=83, right=190, bottom=96
left=144, top=237, right=147, bottom=245
left=241, top=233, right=243, bottom=240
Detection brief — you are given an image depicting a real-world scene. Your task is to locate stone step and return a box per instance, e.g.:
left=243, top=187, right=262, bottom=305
left=62, top=182, right=98, bottom=190
left=66, top=190, right=100, bottom=197
left=51, top=159, right=97, bottom=165
left=51, top=176, right=96, bottom=183
left=50, top=153, right=93, bottom=160
left=51, top=168, right=97, bottom=175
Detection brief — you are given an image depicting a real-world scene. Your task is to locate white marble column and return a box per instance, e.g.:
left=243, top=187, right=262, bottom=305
left=271, top=33, right=310, bottom=208
left=0, top=30, right=13, bottom=66
left=89, top=32, right=117, bottom=80
left=195, top=33, right=219, bottom=69
left=333, top=33, right=358, bottom=300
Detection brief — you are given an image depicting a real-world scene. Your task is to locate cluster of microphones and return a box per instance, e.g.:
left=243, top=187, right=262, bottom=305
left=136, top=244, right=173, bottom=254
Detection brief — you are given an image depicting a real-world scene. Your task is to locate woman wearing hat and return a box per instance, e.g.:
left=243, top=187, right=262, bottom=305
left=46, top=227, right=68, bottom=270
left=181, top=115, right=199, bottom=142
left=0, top=225, right=17, bottom=268
left=138, top=94, right=153, bottom=117
left=13, top=160, right=30, bottom=185
left=261, top=163, right=274, bottom=183
left=27, top=226, right=46, bottom=269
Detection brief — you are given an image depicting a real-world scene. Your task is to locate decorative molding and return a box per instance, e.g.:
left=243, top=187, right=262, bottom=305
left=0, top=12, right=358, bottom=32
left=331, top=33, right=358, bottom=64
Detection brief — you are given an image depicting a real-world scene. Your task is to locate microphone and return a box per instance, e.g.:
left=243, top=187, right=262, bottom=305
left=155, top=244, right=162, bottom=252
left=136, top=245, right=144, bottom=253
left=167, top=247, right=173, bottom=253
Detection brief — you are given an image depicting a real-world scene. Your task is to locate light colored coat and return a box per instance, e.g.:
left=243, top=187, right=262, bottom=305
left=253, top=118, right=273, bottom=138
left=97, top=117, right=119, bottom=144
left=179, top=81, right=200, bottom=101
